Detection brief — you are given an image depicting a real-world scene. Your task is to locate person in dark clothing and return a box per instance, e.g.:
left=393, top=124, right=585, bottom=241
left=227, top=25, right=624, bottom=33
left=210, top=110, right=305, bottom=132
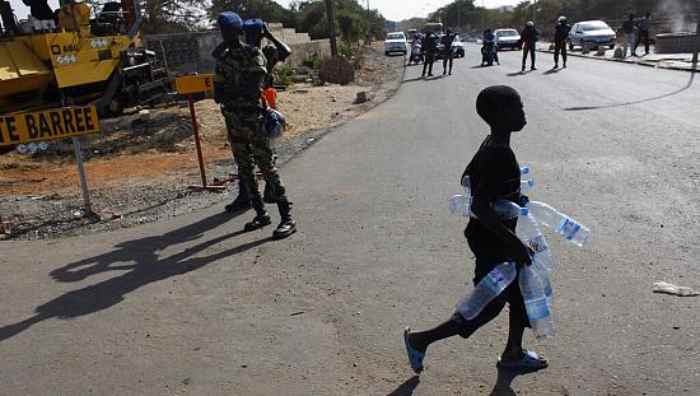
left=403, top=85, right=547, bottom=374
left=0, top=0, right=16, bottom=35
left=634, top=12, right=651, bottom=56
left=553, top=16, right=571, bottom=69
left=441, top=30, right=456, bottom=75
left=481, top=29, right=499, bottom=66
left=22, top=0, right=54, bottom=21
left=520, top=21, right=539, bottom=71
left=421, top=32, right=437, bottom=78
left=621, top=14, right=637, bottom=57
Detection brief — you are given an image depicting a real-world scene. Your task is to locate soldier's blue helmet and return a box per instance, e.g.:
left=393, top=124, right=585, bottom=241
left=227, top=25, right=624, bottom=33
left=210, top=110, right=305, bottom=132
left=244, top=18, right=265, bottom=46
left=218, top=12, right=243, bottom=30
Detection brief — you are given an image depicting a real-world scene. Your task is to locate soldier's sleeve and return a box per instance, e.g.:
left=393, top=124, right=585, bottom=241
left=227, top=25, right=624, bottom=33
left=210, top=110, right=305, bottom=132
left=248, top=50, right=268, bottom=92
left=213, top=61, right=226, bottom=104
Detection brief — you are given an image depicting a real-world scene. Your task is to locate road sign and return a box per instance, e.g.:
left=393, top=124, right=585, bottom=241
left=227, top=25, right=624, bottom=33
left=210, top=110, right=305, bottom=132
left=175, top=74, right=214, bottom=95
left=0, top=105, right=100, bottom=147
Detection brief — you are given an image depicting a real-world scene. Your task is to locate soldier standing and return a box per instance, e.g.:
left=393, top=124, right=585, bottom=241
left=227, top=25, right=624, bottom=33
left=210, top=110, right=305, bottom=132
left=224, top=19, right=291, bottom=212
left=520, top=21, right=539, bottom=72
left=213, top=12, right=296, bottom=239
left=553, top=16, right=571, bottom=69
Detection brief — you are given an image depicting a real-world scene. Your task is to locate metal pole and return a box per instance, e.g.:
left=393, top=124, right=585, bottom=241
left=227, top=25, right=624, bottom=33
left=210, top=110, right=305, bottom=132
left=72, top=137, right=92, bottom=214
left=61, top=90, right=92, bottom=215
left=188, top=95, right=207, bottom=187
left=325, top=0, right=338, bottom=57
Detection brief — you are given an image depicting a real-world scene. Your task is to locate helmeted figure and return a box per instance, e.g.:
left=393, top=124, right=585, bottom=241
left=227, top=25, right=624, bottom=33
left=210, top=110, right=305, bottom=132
left=223, top=17, right=292, bottom=212
left=213, top=12, right=296, bottom=239
left=553, top=16, right=571, bottom=68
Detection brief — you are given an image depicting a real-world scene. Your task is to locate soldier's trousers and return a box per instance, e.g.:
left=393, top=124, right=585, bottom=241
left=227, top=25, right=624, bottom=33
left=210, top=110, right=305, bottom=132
left=225, top=115, right=288, bottom=211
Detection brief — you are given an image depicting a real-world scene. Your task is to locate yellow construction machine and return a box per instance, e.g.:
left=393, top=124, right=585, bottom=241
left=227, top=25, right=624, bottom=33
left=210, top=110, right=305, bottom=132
left=0, top=0, right=168, bottom=120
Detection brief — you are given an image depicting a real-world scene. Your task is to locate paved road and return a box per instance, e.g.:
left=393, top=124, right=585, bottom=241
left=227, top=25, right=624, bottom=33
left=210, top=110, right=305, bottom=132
left=1, top=47, right=699, bottom=395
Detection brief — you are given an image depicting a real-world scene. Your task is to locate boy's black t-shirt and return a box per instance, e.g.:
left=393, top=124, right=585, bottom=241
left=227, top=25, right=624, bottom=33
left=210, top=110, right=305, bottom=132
left=463, top=138, right=521, bottom=263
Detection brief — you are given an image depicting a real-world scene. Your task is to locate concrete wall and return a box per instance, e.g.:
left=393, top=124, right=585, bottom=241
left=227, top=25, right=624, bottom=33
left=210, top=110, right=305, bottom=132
left=144, top=26, right=329, bottom=75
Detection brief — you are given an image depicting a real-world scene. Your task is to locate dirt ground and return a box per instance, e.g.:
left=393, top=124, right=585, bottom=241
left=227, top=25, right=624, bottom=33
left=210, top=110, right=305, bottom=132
left=0, top=46, right=404, bottom=240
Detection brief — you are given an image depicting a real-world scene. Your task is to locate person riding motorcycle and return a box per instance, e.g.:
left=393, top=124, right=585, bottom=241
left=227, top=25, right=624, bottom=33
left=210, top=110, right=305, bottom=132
left=481, top=29, right=499, bottom=66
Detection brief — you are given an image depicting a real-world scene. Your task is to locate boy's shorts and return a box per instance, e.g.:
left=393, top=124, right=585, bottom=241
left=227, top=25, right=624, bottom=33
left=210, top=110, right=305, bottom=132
left=451, top=257, right=530, bottom=338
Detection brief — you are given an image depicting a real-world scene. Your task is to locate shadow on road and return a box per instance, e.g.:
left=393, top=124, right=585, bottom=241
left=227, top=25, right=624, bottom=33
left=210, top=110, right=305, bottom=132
left=564, top=58, right=697, bottom=111
left=506, top=71, right=530, bottom=77
left=387, top=376, right=420, bottom=396
left=489, top=366, right=545, bottom=396
left=0, top=211, right=274, bottom=343
left=543, top=68, right=562, bottom=75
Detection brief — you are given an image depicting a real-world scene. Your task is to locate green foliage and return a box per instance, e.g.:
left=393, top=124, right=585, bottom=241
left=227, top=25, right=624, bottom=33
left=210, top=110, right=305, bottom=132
left=302, top=53, right=322, bottom=70
left=274, top=63, right=295, bottom=86
left=296, top=0, right=386, bottom=42
left=338, top=42, right=356, bottom=58
left=209, top=0, right=298, bottom=27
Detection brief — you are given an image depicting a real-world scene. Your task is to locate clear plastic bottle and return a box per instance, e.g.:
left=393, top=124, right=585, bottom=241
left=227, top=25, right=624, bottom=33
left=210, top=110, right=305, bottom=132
left=515, top=211, right=556, bottom=272
left=527, top=201, right=591, bottom=247
left=456, top=261, right=517, bottom=320
left=518, top=264, right=555, bottom=338
left=520, top=179, right=535, bottom=192
left=493, top=199, right=529, bottom=220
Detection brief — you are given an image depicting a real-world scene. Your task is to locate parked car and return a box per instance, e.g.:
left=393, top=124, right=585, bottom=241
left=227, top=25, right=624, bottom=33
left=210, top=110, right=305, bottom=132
left=384, top=31, right=408, bottom=56
left=568, top=20, right=616, bottom=50
left=494, top=29, right=521, bottom=50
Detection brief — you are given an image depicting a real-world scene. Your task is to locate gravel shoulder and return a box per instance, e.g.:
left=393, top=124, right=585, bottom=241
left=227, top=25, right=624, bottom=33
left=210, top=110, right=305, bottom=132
left=0, top=46, right=405, bottom=240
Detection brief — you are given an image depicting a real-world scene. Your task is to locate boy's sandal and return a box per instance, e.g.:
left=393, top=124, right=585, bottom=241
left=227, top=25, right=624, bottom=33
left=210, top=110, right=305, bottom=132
left=497, top=350, right=548, bottom=370
left=403, top=327, right=425, bottom=374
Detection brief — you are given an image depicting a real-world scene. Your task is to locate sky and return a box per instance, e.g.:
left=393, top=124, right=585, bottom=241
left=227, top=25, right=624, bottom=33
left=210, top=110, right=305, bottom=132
left=8, top=0, right=520, bottom=23
left=275, top=0, right=521, bottom=21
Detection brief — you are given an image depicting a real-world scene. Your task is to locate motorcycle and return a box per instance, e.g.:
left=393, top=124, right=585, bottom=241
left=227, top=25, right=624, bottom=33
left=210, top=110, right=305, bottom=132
left=481, top=41, right=498, bottom=66
left=409, top=42, right=424, bottom=65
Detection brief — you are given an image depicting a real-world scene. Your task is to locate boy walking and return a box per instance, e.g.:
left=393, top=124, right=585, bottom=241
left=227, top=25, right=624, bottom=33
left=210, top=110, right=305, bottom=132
left=403, top=86, right=548, bottom=373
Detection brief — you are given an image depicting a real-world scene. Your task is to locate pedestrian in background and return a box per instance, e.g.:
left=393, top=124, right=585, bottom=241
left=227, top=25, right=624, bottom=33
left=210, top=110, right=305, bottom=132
left=520, top=21, right=539, bottom=71
left=422, top=32, right=437, bottom=78
left=634, top=12, right=651, bottom=56
left=621, top=14, right=638, bottom=57
left=441, top=30, right=456, bottom=76
left=553, top=16, right=571, bottom=69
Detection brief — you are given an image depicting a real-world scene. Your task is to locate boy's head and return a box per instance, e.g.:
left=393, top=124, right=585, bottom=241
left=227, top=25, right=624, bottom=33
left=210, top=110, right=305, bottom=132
left=476, top=86, right=526, bottom=133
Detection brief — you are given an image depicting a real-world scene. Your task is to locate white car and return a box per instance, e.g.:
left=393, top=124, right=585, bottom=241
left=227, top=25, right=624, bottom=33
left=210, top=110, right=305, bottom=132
left=384, top=32, right=407, bottom=56
left=568, top=20, right=616, bottom=50
left=494, top=29, right=521, bottom=50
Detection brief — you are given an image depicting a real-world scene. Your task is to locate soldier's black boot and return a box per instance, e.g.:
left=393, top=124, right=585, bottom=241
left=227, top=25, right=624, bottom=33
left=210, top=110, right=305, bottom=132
left=244, top=199, right=271, bottom=232
left=263, top=183, right=277, bottom=204
left=273, top=200, right=296, bottom=239
left=225, top=180, right=252, bottom=213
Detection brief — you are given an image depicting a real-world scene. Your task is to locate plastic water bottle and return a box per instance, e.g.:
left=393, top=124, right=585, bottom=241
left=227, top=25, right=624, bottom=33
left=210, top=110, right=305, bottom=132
left=515, top=212, right=556, bottom=272
left=520, top=179, right=535, bottom=192
left=456, top=262, right=517, bottom=320
left=493, top=199, right=529, bottom=220
left=448, top=194, right=471, bottom=217
left=527, top=201, right=591, bottom=247
left=518, top=264, right=555, bottom=338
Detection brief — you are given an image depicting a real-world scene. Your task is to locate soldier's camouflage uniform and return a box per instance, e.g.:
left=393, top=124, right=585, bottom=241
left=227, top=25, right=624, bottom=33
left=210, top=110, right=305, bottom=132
left=214, top=44, right=288, bottom=210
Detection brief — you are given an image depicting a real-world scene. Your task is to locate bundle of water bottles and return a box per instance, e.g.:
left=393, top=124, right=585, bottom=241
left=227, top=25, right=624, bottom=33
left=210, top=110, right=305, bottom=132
left=449, top=166, right=591, bottom=338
